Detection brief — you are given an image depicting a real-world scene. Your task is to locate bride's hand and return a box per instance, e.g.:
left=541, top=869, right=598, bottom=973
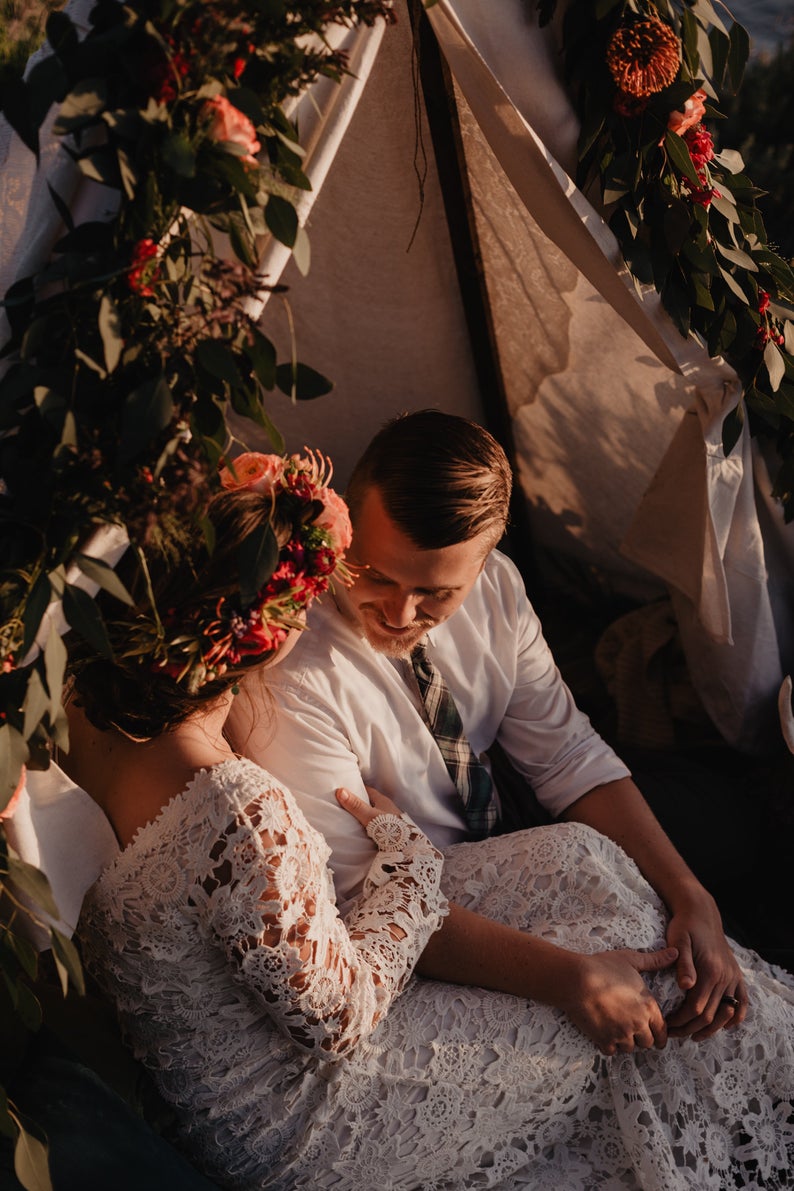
left=335, top=785, right=404, bottom=829
left=560, top=946, right=679, bottom=1056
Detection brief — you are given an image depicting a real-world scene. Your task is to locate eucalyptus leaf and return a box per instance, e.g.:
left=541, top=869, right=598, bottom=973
left=46, top=8, right=78, bottom=58
left=25, top=53, right=68, bottom=131
left=120, top=376, right=174, bottom=463
left=713, top=240, right=757, bottom=272
left=10, top=978, right=43, bottom=1033
left=52, top=79, right=107, bottom=134
left=265, top=195, right=298, bottom=248
left=292, top=225, right=311, bottom=277
left=664, top=131, right=700, bottom=188
left=162, top=132, right=197, bottom=179
left=764, top=341, right=785, bottom=392
left=721, top=404, right=743, bottom=457
left=714, top=148, right=744, bottom=175
left=98, top=293, right=123, bottom=373
left=74, top=348, right=107, bottom=378
left=21, top=573, right=53, bottom=658
left=227, top=218, right=256, bottom=268
left=691, top=276, right=714, bottom=311
left=60, top=410, right=77, bottom=449
left=691, top=0, right=729, bottom=37
left=6, top=854, right=60, bottom=922
left=237, top=523, right=279, bottom=609
left=117, top=146, right=138, bottom=200
left=22, top=670, right=49, bottom=742
left=0, top=724, right=27, bottom=811
left=275, top=362, right=333, bottom=402
left=708, top=26, right=730, bottom=87
left=6, top=929, right=39, bottom=982
left=680, top=7, right=698, bottom=76
left=246, top=329, right=276, bottom=389
left=10, top=1114, right=52, bottom=1191
left=727, top=20, right=750, bottom=93
left=50, top=928, right=85, bottom=997
left=62, top=583, right=113, bottom=657
left=75, top=146, right=121, bottom=188
left=196, top=339, right=244, bottom=388
left=717, top=264, right=749, bottom=304
left=74, top=552, right=133, bottom=606
left=1, top=79, right=40, bottom=158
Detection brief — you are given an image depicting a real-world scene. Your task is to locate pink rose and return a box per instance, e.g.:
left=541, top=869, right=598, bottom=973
left=314, top=488, right=352, bottom=553
left=219, top=453, right=284, bottom=495
left=667, top=88, right=707, bottom=137
left=202, top=96, right=261, bottom=166
left=1, top=767, right=25, bottom=822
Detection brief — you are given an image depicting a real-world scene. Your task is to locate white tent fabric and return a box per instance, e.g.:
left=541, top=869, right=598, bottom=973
left=2, top=0, right=793, bottom=917
left=252, top=0, right=792, bottom=753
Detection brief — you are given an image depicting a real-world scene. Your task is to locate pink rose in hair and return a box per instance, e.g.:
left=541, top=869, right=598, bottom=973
left=220, top=453, right=284, bottom=495
left=202, top=96, right=261, bottom=165
left=667, top=88, right=707, bottom=137
left=315, top=488, right=352, bottom=552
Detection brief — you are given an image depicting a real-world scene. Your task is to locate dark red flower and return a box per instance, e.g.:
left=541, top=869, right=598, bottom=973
left=684, top=125, right=715, bottom=170
left=128, top=238, right=161, bottom=297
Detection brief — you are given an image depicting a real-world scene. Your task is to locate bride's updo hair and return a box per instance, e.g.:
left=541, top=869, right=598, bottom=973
left=69, top=452, right=351, bottom=739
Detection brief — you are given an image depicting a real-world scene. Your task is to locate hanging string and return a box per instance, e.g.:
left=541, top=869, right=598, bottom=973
left=407, top=0, right=429, bottom=252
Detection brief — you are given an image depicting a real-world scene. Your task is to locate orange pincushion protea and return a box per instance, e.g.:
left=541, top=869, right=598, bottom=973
left=606, top=17, right=680, bottom=98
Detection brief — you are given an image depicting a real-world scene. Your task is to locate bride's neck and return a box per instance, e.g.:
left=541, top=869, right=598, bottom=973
left=64, top=691, right=238, bottom=849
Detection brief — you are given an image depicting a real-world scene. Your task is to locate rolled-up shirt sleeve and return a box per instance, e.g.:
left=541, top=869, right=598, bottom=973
left=494, top=559, right=630, bottom=818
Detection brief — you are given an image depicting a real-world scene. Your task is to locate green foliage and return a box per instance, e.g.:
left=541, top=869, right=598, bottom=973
left=720, top=34, right=794, bottom=266
left=0, top=3, right=394, bottom=1184
left=540, top=0, right=794, bottom=518
left=0, top=0, right=63, bottom=93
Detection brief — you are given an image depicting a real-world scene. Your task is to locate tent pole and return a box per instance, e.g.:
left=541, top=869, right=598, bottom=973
left=409, top=1, right=540, bottom=596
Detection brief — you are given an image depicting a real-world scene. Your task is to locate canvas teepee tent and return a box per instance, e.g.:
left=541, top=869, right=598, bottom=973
left=244, top=0, right=794, bottom=755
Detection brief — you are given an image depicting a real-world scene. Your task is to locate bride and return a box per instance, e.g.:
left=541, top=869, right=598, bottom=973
left=66, top=452, right=794, bottom=1190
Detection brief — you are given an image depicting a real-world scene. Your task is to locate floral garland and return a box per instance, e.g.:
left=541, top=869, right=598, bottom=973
left=0, top=2, right=391, bottom=1180
left=0, top=0, right=393, bottom=792
left=151, top=450, right=352, bottom=691
left=537, top=0, right=794, bottom=517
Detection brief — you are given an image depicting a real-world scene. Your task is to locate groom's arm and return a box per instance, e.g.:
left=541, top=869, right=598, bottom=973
left=561, top=777, right=748, bottom=1037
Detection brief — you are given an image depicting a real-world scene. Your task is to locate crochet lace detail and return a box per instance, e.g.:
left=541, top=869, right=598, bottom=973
left=80, top=762, right=794, bottom=1189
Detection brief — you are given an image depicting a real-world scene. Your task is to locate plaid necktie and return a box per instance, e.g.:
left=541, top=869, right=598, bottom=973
left=411, top=640, right=497, bottom=839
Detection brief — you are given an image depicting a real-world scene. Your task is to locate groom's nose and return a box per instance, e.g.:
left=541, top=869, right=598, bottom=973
left=381, top=591, right=420, bottom=628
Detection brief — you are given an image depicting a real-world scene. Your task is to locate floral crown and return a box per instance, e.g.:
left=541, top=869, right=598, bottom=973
left=153, top=450, right=351, bottom=691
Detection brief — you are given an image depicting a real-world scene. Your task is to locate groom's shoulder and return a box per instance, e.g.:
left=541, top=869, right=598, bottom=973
left=268, top=595, right=355, bottom=692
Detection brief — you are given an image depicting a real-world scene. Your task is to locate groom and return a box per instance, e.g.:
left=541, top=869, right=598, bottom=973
left=228, top=409, right=746, bottom=1042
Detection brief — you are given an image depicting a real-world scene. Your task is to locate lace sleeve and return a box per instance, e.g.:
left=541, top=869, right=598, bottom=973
left=196, top=777, right=447, bottom=1060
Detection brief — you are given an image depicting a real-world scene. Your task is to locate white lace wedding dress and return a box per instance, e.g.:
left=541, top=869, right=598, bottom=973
left=79, top=757, right=794, bottom=1190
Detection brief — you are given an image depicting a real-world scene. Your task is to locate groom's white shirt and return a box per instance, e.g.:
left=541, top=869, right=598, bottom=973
left=228, top=551, right=628, bottom=910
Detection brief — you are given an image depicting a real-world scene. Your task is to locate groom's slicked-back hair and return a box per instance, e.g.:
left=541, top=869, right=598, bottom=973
left=346, top=409, right=512, bottom=551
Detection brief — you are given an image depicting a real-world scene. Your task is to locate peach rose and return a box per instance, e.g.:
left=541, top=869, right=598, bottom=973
left=202, top=95, right=261, bottom=166
left=220, top=453, right=285, bottom=495
left=667, top=88, right=707, bottom=136
left=0, top=766, right=25, bottom=822
left=315, top=488, right=353, bottom=553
